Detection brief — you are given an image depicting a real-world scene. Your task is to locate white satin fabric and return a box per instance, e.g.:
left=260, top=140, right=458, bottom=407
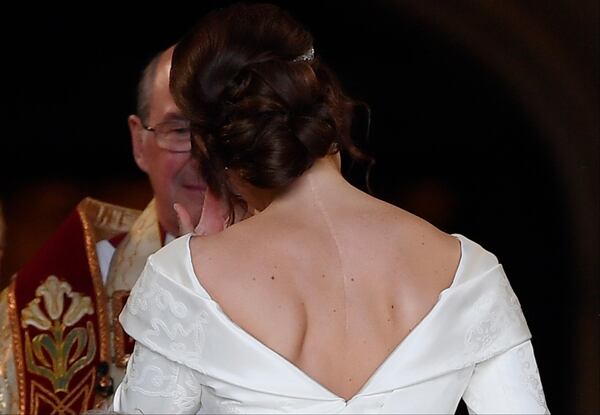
left=113, top=234, right=548, bottom=414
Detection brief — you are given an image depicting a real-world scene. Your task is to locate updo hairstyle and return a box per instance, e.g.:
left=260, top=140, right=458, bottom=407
left=170, top=2, right=368, bottom=201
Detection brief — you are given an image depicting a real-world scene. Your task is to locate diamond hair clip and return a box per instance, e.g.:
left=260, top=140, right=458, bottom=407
left=293, top=47, right=315, bottom=62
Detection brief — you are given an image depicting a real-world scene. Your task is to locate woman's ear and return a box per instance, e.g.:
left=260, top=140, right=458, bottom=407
left=128, top=114, right=148, bottom=172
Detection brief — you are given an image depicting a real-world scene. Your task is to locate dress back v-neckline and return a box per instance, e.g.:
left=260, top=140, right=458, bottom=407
left=184, top=233, right=466, bottom=403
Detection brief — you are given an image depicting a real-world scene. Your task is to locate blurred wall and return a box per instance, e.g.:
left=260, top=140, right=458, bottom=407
left=390, top=2, right=598, bottom=413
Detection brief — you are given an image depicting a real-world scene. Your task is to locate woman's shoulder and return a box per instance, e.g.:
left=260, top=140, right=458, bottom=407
left=120, top=234, right=213, bottom=365
left=450, top=234, right=502, bottom=281
left=373, top=202, right=460, bottom=262
left=140, top=233, right=205, bottom=293
left=366, top=201, right=506, bottom=291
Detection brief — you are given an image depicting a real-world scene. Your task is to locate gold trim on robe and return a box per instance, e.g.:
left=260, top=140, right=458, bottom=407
left=106, top=199, right=163, bottom=385
left=1, top=197, right=143, bottom=414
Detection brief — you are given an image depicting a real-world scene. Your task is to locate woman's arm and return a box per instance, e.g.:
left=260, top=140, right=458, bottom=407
left=462, top=340, right=549, bottom=414
left=112, top=342, right=203, bottom=414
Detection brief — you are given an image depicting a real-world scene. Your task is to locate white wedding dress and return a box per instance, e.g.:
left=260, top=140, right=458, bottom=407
left=112, top=234, right=548, bottom=414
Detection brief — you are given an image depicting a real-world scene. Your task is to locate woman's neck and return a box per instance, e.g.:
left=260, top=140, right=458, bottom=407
left=262, top=154, right=350, bottom=213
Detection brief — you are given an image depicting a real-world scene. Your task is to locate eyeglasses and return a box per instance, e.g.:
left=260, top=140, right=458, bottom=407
left=142, top=120, right=192, bottom=152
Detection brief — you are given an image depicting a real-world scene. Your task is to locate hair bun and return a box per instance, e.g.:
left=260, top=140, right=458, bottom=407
left=171, top=3, right=367, bottom=194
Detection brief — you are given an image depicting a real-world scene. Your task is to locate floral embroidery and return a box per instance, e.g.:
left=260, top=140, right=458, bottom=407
left=21, top=276, right=95, bottom=393
left=200, top=391, right=242, bottom=414
left=127, top=272, right=189, bottom=319
left=464, top=268, right=528, bottom=360
left=516, top=345, right=548, bottom=412
left=124, top=345, right=203, bottom=412
left=144, top=313, right=209, bottom=361
left=126, top=266, right=210, bottom=368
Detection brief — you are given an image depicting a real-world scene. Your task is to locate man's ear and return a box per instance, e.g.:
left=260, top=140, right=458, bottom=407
left=128, top=114, right=148, bottom=172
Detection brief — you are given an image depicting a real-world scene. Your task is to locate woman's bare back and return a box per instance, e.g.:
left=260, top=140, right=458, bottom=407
left=190, top=162, right=461, bottom=400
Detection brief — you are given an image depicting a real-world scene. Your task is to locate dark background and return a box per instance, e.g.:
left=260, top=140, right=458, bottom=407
left=1, top=1, right=598, bottom=413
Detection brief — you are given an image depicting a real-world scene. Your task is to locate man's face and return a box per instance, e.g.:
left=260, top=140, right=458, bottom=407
left=129, top=49, right=206, bottom=236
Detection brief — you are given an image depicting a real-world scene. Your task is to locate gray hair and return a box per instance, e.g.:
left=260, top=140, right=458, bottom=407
left=136, top=51, right=164, bottom=122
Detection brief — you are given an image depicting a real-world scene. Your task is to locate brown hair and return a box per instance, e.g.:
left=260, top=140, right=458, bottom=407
left=170, top=2, right=369, bottom=199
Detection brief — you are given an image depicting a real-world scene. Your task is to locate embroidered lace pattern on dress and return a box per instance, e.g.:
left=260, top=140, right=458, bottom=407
left=122, top=345, right=203, bottom=412
left=515, top=344, right=549, bottom=413
left=126, top=264, right=210, bottom=369
left=464, top=268, right=527, bottom=361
